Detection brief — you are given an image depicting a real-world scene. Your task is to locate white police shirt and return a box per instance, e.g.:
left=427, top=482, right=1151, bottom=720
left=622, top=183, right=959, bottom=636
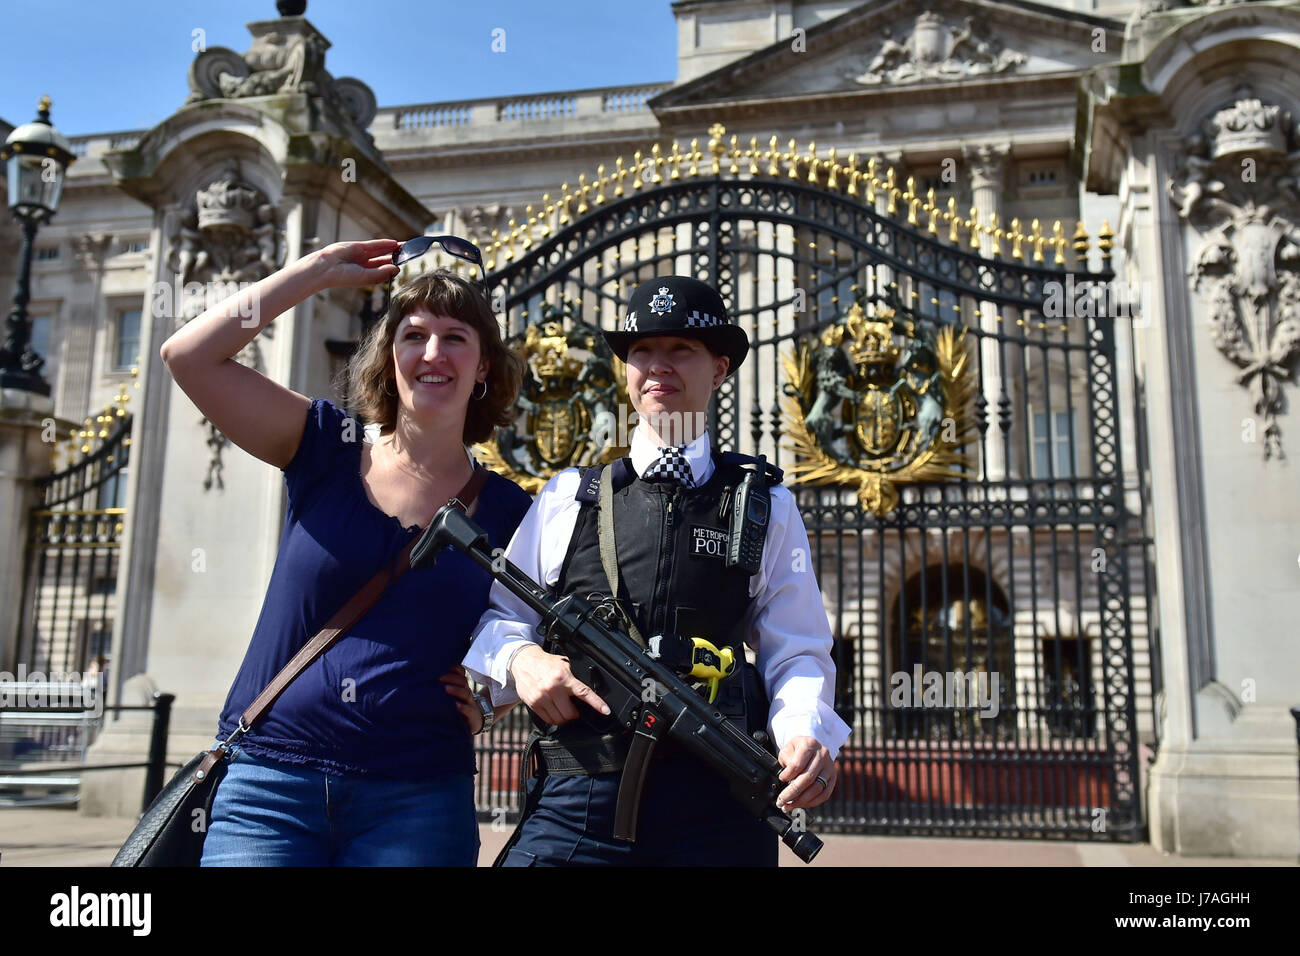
left=463, top=428, right=852, bottom=758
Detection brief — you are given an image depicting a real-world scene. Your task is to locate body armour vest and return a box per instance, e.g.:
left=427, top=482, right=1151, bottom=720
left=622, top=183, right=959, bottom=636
left=541, top=452, right=768, bottom=762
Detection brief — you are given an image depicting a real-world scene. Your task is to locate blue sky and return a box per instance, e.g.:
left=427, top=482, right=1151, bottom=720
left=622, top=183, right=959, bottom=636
left=1, top=0, right=679, bottom=136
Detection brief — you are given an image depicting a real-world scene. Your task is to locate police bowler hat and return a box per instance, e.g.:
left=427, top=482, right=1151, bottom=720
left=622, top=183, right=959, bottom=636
left=602, top=276, right=749, bottom=376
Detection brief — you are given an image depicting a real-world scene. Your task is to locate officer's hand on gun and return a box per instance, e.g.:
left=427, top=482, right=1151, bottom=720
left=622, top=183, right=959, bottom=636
left=776, top=736, right=838, bottom=811
left=511, top=642, right=839, bottom=811
left=510, top=644, right=611, bottom=727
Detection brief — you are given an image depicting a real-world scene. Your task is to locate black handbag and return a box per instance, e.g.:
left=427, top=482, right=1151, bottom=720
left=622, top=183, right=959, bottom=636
left=111, top=466, right=488, bottom=866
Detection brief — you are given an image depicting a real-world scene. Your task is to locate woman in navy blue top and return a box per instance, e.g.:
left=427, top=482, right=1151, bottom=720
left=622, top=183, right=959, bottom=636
left=159, top=237, right=529, bottom=865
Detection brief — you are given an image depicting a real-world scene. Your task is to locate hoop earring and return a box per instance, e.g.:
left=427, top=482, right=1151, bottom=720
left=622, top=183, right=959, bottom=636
left=383, top=380, right=397, bottom=397
left=472, top=380, right=488, bottom=400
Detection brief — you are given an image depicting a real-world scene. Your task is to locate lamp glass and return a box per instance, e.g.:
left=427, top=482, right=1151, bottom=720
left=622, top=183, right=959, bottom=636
left=7, top=151, right=65, bottom=221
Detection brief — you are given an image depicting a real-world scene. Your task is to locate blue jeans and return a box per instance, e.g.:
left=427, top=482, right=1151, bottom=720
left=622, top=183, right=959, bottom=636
left=199, top=745, right=479, bottom=866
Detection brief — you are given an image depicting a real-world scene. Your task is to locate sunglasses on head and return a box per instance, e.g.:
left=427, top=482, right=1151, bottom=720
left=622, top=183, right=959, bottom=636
left=393, top=234, right=483, bottom=270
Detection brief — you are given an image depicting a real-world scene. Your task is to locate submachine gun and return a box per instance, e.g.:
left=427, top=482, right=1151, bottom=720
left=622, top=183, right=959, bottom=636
left=413, top=504, right=824, bottom=864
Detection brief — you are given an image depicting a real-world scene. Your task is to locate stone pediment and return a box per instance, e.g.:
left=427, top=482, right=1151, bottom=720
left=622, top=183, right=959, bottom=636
left=654, top=0, right=1124, bottom=109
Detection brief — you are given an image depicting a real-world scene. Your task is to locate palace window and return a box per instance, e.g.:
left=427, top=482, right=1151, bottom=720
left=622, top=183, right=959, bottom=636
left=113, top=309, right=141, bottom=370
left=96, top=467, right=128, bottom=510
left=35, top=246, right=60, bottom=261
left=1032, top=410, right=1076, bottom=478
left=30, top=315, right=51, bottom=360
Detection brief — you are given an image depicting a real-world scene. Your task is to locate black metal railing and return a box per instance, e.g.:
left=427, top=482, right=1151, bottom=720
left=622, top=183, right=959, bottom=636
left=0, top=690, right=175, bottom=813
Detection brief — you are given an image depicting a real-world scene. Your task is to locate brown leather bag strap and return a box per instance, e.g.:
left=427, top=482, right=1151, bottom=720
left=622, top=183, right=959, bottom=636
left=237, top=462, right=488, bottom=732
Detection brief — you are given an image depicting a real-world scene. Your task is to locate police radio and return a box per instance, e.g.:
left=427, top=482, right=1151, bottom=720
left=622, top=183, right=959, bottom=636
left=726, top=456, right=771, bottom=575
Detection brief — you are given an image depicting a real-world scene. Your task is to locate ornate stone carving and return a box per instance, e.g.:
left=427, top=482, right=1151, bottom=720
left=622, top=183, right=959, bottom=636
left=71, top=234, right=112, bottom=271
left=186, top=19, right=377, bottom=133
left=850, top=11, right=1025, bottom=87
left=964, top=145, right=1010, bottom=194
left=164, top=161, right=287, bottom=489
left=462, top=204, right=516, bottom=239
left=167, top=161, right=284, bottom=304
left=1169, top=86, right=1300, bottom=459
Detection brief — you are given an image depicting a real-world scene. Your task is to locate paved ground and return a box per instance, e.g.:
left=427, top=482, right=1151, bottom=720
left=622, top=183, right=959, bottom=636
left=0, top=806, right=1293, bottom=866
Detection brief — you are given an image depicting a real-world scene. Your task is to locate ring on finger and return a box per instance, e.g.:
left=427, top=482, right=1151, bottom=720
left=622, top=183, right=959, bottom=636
left=816, top=774, right=830, bottom=791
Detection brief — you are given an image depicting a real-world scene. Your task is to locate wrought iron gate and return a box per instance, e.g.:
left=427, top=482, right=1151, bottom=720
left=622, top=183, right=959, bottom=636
left=464, top=127, right=1144, bottom=840
left=16, top=399, right=132, bottom=680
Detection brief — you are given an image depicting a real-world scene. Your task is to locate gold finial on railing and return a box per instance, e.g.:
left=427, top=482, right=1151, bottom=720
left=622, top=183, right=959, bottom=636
left=1008, top=217, right=1023, bottom=260
left=925, top=187, right=938, bottom=234
left=904, top=176, right=919, bottom=226
left=594, top=166, right=607, bottom=205
left=689, top=138, right=702, bottom=178
left=846, top=153, right=859, bottom=197
left=1052, top=220, right=1066, bottom=266
left=576, top=174, right=590, bottom=215
left=503, top=222, right=520, bottom=262
left=706, top=126, right=724, bottom=176
left=1072, top=220, right=1090, bottom=259
left=767, top=135, right=780, bottom=176
left=728, top=135, right=741, bottom=175
left=558, top=184, right=572, bottom=225
left=988, top=211, right=1003, bottom=258
left=826, top=147, right=839, bottom=190
left=79, top=417, right=94, bottom=454
left=968, top=205, right=981, bottom=252
left=947, top=196, right=960, bottom=243
left=669, top=141, right=683, bottom=180
left=806, top=142, right=819, bottom=185
left=650, top=143, right=663, bottom=184
left=522, top=206, right=536, bottom=250
left=1030, top=218, right=1045, bottom=263
left=631, top=151, right=644, bottom=191
left=540, top=194, right=554, bottom=237
left=1097, top=220, right=1114, bottom=261
left=787, top=139, right=800, bottom=180
left=707, top=123, right=726, bottom=176
left=485, top=228, right=500, bottom=269
left=748, top=136, right=760, bottom=175
left=865, top=156, right=878, bottom=204
left=612, top=159, right=627, bottom=198
left=884, top=167, right=897, bottom=216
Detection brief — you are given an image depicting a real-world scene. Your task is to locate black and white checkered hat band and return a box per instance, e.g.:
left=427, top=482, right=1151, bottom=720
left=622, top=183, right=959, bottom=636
left=683, top=310, right=721, bottom=328
left=643, top=445, right=694, bottom=487
left=624, top=311, right=638, bottom=331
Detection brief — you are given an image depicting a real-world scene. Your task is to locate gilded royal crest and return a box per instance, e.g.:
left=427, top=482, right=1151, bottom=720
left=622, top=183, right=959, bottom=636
left=474, top=300, right=629, bottom=492
left=781, top=300, right=977, bottom=516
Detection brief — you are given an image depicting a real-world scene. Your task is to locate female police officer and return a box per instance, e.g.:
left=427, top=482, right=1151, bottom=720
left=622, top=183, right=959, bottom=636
left=464, top=276, right=850, bottom=866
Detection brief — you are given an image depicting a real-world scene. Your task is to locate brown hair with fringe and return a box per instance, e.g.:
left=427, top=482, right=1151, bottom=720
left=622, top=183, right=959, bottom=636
left=345, top=269, right=523, bottom=445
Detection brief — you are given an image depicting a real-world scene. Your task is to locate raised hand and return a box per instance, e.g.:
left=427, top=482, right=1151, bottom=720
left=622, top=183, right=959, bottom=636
left=309, top=238, right=401, bottom=290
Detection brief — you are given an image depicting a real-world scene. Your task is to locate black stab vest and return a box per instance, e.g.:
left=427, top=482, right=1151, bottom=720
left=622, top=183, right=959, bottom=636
left=543, top=452, right=766, bottom=757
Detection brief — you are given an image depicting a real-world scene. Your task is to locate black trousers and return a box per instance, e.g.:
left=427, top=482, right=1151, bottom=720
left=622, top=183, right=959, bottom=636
left=501, top=749, right=779, bottom=867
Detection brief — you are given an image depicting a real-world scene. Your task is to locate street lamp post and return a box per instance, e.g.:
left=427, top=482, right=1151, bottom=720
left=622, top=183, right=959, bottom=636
left=1, top=96, right=75, bottom=397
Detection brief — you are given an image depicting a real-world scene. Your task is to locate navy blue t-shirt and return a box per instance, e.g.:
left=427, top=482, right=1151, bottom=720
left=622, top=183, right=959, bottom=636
left=216, top=398, right=531, bottom=781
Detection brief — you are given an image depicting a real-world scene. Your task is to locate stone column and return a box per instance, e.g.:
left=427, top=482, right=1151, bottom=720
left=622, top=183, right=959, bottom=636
left=59, top=234, right=112, bottom=423
left=1083, top=6, right=1300, bottom=858
left=964, top=144, right=1011, bottom=482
